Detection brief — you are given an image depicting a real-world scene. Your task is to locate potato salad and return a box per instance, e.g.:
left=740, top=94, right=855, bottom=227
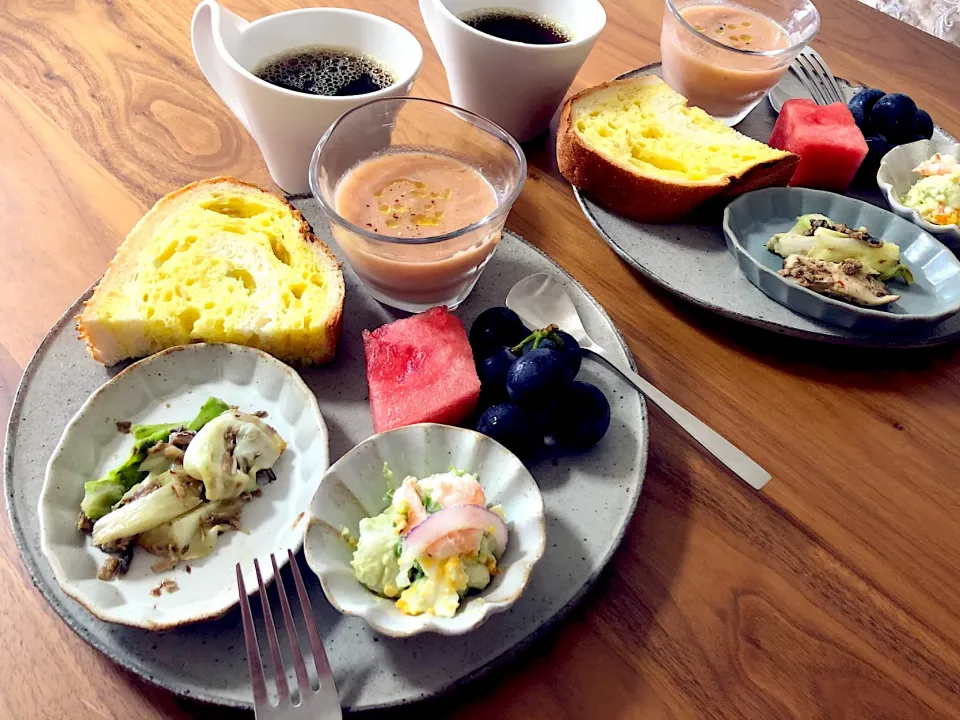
left=350, top=467, right=506, bottom=618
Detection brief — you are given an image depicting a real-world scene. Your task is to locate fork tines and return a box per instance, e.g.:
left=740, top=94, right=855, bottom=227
left=792, top=48, right=845, bottom=106
left=237, top=550, right=342, bottom=718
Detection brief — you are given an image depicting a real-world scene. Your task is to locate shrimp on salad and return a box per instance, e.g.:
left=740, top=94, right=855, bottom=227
left=350, top=466, right=507, bottom=617
left=913, top=153, right=960, bottom=177
left=903, top=153, right=960, bottom=227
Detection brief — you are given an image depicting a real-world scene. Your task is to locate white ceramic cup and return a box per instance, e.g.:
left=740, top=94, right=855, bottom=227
left=419, top=0, right=606, bottom=142
left=192, top=0, right=423, bottom=194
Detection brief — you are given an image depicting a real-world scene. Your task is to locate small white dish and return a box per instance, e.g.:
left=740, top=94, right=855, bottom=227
left=878, top=139, right=960, bottom=249
left=38, top=343, right=328, bottom=630
left=303, top=423, right=546, bottom=637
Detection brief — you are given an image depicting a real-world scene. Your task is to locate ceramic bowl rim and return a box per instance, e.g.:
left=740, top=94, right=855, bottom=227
left=723, top=187, right=960, bottom=324
left=304, top=422, right=547, bottom=638
left=37, top=342, right=328, bottom=630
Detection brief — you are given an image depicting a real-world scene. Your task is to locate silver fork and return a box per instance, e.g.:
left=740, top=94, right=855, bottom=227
left=237, top=550, right=342, bottom=720
left=792, top=47, right=845, bottom=105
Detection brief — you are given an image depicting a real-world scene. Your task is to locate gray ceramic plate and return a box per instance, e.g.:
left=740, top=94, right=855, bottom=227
left=3, top=197, right=648, bottom=711
left=724, top=188, right=960, bottom=331
left=574, top=63, right=960, bottom=347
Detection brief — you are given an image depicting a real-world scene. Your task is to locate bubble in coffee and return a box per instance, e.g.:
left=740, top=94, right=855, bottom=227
left=253, top=45, right=395, bottom=97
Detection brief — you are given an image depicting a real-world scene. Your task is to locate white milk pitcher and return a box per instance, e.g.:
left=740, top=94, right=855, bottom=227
left=419, top=0, right=606, bottom=142
left=192, top=0, right=422, bottom=193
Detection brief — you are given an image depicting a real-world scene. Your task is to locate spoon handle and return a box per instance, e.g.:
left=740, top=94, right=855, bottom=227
left=586, top=348, right=771, bottom=490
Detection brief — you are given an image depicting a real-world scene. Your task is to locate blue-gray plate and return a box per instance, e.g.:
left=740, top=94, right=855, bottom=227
left=724, top=188, right=960, bottom=332
left=574, top=62, right=960, bottom=347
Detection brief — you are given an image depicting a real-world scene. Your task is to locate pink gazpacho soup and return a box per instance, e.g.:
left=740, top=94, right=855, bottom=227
left=661, top=4, right=792, bottom=120
left=333, top=151, right=501, bottom=307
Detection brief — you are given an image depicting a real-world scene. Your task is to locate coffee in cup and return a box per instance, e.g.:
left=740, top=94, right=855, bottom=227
left=460, top=9, right=572, bottom=45
left=253, top=46, right=396, bottom=97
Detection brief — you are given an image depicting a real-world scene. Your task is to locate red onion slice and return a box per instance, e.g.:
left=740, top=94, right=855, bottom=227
left=402, top=504, right=507, bottom=560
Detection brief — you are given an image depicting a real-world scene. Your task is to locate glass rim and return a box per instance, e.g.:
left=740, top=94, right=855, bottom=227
left=664, top=0, right=820, bottom=59
left=309, top=96, right=527, bottom=246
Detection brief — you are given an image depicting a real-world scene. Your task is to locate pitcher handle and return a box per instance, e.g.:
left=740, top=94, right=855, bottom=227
left=418, top=0, right=447, bottom=65
left=192, top=0, right=252, bottom=133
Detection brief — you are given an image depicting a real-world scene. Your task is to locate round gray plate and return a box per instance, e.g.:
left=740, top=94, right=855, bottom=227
left=3, top=198, right=648, bottom=712
left=574, top=63, right=960, bottom=347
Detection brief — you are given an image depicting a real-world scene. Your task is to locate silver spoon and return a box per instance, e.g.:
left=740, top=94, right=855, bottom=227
left=506, top=274, right=771, bottom=490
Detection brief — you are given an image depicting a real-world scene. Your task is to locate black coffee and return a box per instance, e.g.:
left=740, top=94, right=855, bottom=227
left=460, top=9, right=571, bottom=45
left=253, top=45, right=395, bottom=97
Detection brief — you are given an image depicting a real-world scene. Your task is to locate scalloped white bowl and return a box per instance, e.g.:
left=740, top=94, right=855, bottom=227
left=878, top=138, right=960, bottom=249
left=38, top=343, right=329, bottom=630
left=303, top=423, right=546, bottom=637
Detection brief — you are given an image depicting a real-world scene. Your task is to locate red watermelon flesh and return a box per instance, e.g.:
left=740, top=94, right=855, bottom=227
left=768, top=99, right=868, bottom=192
left=362, top=307, right=481, bottom=433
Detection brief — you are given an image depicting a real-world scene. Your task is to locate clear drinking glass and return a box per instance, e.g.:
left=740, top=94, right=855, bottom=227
left=310, top=97, right=526, bottom=313
left=660, top=0, right=820, bottom=125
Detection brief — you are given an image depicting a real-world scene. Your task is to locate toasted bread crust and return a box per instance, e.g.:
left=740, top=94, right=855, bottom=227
left=278, top=183, right=345, bottom=366
left=76, top=176, right=345, bottom=366
left=556, top=79, right=799, bottom=223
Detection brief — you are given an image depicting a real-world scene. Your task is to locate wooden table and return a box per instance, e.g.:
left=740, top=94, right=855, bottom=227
left=2, top=0, right=960, bottom=717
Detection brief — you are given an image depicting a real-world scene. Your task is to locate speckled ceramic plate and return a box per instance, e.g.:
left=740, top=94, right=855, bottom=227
left=38, top=343, right=328, bottom=630
left=4, top=202, right=647, bottom=711
left=574, top=63, right=960, bottom=347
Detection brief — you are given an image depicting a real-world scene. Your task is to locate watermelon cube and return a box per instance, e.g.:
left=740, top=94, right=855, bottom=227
left=362, top=307, right=481, bottom=433
left=768, top=99, right=868, bottom=192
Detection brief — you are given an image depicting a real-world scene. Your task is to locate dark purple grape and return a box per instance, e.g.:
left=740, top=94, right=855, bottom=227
left=519, top=329, right=582, bottom=377
left=476, top=347, right=517, bottom=404
left=848, top=88, right=885, bottom=133
left=848, top=103, right=866, bottom=130
left=478, top=347, right=516, bottom=385
left=519, top=335, right=560, bottom=355
left=870, top=93, right=918, bottom=144
left=469, top=307, right=528, bottom=359
left=914, top=108, right=934, bottom=140
left=855, top=135, right=892, bottom=185
left=475, top=403, right=538, bottom=456
left=552, top=382, right=611, bottom=450
left=552, top=330, right=582, bottom=378
left=506, top=348, right=573, bottom=408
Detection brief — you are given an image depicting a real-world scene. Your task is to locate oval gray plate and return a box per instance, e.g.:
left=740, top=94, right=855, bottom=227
left=724, top=188, right=960, bottom=330
left=574, top=63, right=960, bottom=347
left=3, top=197, right=648, bottom=712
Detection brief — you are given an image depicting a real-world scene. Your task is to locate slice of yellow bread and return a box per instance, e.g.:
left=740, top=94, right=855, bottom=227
left=557, top=76, right=799, bottom=222
left=78, top=177, right=344, bottom=365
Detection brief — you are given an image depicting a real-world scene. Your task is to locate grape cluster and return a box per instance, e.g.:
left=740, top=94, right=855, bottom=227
left=468, top=307, right=610, bottom=457
left=849, top=89, right=935, bottom=183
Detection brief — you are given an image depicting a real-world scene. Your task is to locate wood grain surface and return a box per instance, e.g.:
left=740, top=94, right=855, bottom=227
left=2, top=0, right=960, bottom=718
